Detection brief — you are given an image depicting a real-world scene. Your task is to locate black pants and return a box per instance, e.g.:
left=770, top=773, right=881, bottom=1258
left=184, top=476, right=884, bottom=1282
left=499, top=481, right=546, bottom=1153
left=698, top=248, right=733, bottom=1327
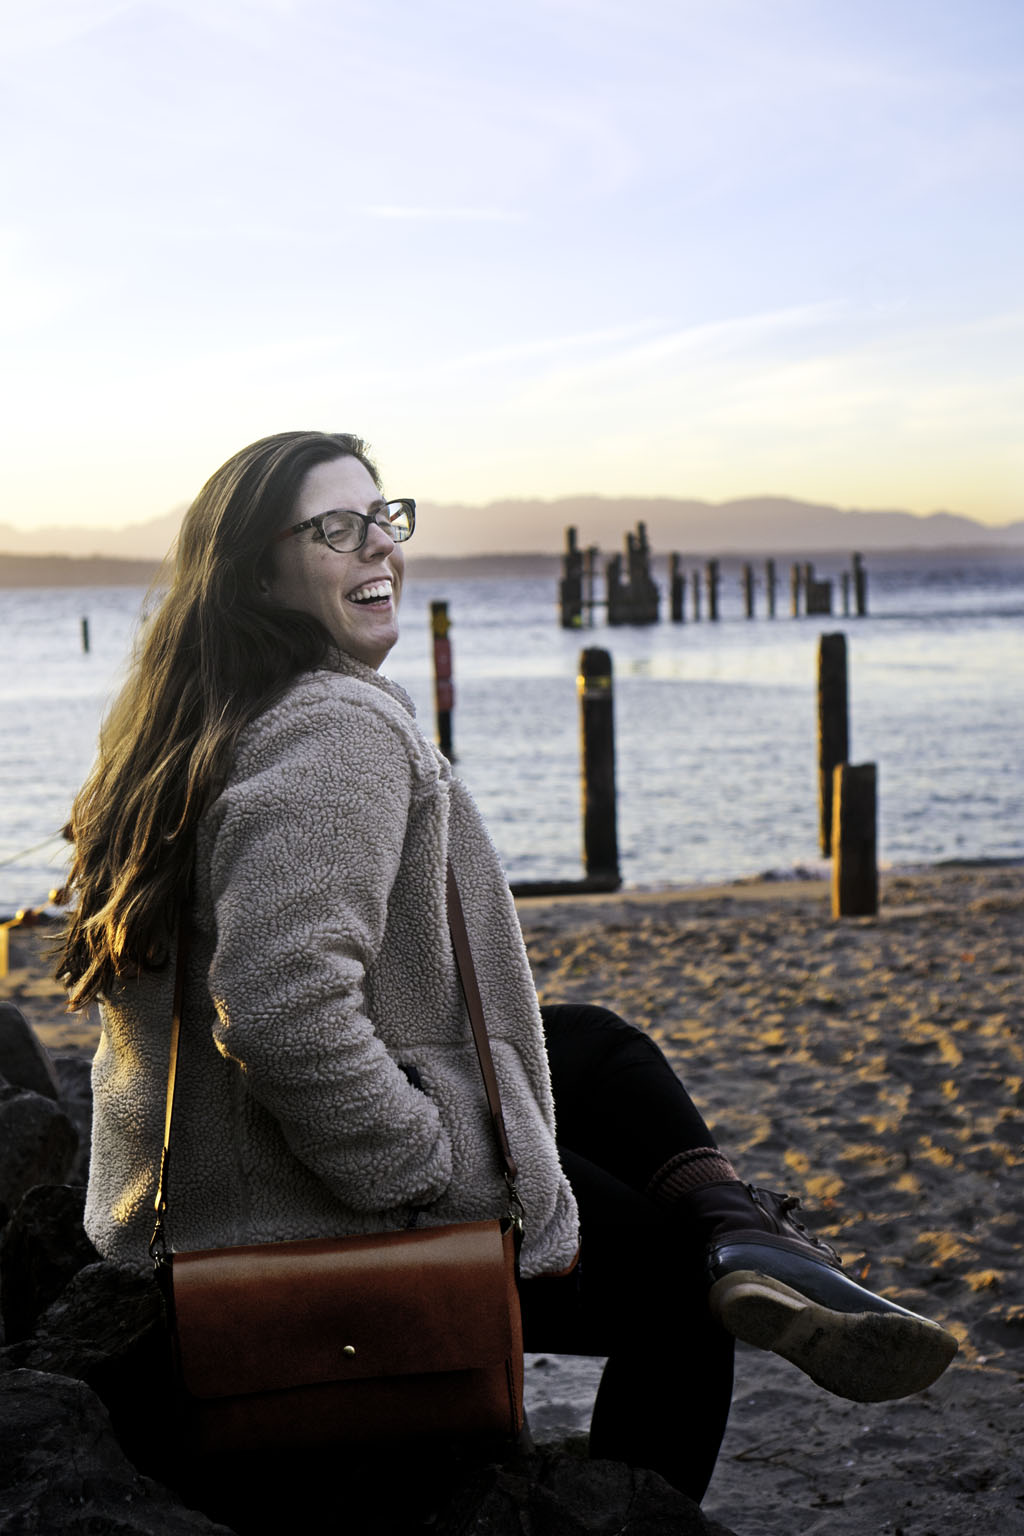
left=519, top=1004, right=735, bottom=1505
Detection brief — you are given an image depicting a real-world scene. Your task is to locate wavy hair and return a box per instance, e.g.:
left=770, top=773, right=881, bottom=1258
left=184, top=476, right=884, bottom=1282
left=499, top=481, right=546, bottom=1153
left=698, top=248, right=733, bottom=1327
left=58, top=430, right=380, bottom=1008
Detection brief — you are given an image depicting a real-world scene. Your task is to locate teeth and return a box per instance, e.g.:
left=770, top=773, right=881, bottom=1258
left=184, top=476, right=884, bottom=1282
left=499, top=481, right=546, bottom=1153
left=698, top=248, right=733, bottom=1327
left=350, top=581, right=392, bottom=604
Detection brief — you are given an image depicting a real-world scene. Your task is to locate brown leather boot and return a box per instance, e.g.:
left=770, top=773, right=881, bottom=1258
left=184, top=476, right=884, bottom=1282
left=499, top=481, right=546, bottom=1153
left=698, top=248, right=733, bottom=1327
left=685, top=1182, right=958, bottom=1403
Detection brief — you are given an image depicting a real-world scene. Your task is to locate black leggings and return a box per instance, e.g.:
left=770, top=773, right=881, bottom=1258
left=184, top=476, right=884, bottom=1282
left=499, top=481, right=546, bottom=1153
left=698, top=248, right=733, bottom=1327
left=519, top=1004, right=735, bottom=1505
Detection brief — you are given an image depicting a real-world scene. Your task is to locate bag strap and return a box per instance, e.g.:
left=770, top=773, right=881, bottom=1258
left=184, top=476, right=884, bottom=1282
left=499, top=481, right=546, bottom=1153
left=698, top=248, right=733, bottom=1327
left=445, top=863, right=522, bottom=1216
left=151, top=860, right=522, bottom=1263
left=150, top=921, right=189, bottom=1264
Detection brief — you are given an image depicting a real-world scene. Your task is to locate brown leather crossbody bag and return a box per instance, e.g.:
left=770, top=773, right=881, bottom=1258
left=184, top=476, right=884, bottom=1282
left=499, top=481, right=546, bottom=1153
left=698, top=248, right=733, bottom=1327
left=151, top=863, right=525, bottom=1455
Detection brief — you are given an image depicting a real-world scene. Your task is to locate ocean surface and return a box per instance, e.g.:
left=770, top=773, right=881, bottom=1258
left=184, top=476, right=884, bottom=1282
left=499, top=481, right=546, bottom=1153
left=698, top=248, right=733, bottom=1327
left=2, top=549, right=1022, bottom=914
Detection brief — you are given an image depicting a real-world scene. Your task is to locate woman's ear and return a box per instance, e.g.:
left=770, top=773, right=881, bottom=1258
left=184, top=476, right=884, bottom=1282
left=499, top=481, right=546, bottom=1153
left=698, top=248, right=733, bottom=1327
left=255, top=555, right=274, bottom=596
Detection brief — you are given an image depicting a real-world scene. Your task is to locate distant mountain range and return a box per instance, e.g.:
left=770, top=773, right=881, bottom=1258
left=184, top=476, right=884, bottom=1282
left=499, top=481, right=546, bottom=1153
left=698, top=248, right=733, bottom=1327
left=419, top=496, right=1024, bottom=556
left=1, top=494, right=1021, bottom=562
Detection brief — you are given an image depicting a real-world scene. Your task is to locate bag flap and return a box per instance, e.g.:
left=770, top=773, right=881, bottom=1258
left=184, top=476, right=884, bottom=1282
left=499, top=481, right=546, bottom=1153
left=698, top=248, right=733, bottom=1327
left=171, top=1220, right=519, bottom=1401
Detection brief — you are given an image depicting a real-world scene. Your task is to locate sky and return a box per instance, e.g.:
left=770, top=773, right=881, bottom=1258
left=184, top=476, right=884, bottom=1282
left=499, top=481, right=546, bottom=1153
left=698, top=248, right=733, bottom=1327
left=2, top=0, right=1022, bottom=538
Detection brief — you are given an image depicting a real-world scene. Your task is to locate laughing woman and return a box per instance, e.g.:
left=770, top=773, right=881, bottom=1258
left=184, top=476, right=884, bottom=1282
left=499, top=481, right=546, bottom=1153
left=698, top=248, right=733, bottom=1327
left=60, top=431, right=956, bottom=1510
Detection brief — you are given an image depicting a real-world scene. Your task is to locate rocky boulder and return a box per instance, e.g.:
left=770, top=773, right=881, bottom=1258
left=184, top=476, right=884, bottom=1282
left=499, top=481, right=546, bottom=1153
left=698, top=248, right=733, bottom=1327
left=0, top=1369, right=235, bottom=1534
left=0, top=1000, right=63, bottom=1102
left=435, top=1449, right=739, bottom=1534
left=0, top=1083, right=78, bottom=1227
left=0, top=1183, right=99, bottom=1344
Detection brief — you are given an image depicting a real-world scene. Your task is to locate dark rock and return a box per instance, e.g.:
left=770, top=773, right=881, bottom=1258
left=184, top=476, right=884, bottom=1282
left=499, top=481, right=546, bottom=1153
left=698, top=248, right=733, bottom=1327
left=139, top=1440, right=741, bottom=1536
left=0, top=1369, right=236, bottom=1533
left=52, top=1051, right=93, bottom=1185
left=0, top=1083, right=78, bottom=1225
left=0, top=1001, right=61, bottom=1102
left=1, top=1260, right=165, bottom=1377
left=0, top=1183, right=99, bottom=1344
left=434, top=1447, right=740, bottom=1535
left=0, top=1259, right=172, bottom=1472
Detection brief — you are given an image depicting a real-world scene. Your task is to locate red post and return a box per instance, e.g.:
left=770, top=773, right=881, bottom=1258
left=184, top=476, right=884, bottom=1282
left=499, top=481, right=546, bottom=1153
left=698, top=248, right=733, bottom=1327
left=431, top=601, right=454, bottom=760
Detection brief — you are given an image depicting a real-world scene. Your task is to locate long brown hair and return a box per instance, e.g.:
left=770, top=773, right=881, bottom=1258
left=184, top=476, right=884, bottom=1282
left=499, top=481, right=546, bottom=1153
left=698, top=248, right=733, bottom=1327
left=59, top=430, right=379, bottom=1008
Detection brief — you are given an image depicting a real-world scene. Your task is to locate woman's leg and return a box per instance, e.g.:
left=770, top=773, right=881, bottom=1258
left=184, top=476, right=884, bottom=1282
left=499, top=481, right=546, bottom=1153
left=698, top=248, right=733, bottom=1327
left=539, top=1002, right=735, bottom=1194
left=539, top=1002, right=958, bottom=1404
left=519, top=1145, right=734, bottom=1505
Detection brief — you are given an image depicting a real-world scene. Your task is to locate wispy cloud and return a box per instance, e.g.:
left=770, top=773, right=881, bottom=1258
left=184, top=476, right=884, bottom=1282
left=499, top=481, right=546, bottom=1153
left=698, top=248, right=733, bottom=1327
left=516, top=302, right=847, bottom=402
left=437, top=322, right=658, bottom=373
left=365, top=205, right=523, bottom=223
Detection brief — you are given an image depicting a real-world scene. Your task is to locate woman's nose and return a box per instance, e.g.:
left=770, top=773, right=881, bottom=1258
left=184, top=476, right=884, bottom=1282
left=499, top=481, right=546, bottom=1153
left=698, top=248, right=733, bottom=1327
left=362, top=519, right=394, bottom=557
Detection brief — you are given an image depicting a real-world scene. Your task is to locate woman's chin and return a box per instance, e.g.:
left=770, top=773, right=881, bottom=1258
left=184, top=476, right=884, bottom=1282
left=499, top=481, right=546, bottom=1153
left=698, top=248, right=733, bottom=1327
left=334, top=614, right=399, bottom=669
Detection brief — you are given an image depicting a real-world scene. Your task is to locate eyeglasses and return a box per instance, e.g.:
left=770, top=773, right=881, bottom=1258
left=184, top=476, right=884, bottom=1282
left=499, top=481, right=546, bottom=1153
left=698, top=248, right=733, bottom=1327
left=275, top=499, right=416, bottom=553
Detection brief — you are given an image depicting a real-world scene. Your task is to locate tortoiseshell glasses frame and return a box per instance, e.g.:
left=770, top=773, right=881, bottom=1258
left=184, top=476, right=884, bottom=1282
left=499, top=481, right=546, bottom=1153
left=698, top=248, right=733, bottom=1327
left=274, top=499, right=415, bottom=553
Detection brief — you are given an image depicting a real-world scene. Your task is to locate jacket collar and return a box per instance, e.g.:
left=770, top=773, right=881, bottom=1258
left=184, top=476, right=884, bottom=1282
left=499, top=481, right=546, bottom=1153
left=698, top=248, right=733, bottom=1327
left=319, top=646, right=417, bottom=719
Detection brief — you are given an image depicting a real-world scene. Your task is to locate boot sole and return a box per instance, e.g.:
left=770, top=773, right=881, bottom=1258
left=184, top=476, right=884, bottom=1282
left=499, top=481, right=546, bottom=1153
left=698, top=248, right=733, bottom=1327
left=709, top=1270, right=958, bottom=1402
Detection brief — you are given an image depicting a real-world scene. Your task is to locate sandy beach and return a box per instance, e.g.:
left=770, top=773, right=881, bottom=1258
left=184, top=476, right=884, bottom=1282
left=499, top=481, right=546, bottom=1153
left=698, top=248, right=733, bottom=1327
left=5, top=863, right=1023, bottom=1534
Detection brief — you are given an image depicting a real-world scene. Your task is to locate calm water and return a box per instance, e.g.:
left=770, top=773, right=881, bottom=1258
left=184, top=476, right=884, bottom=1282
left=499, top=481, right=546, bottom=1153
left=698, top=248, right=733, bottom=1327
left=2, top=550, right=1022, bottom=914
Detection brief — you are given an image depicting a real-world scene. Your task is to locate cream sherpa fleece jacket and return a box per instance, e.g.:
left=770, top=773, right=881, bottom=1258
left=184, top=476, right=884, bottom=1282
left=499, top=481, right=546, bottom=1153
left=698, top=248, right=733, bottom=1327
left=84, top=654, right=579, bottom=1279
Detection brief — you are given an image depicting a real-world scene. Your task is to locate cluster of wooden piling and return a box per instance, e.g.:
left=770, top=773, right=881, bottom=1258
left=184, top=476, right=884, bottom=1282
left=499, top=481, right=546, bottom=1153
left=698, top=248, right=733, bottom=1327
left=560, top=523, right=661, bottom=627
left=792, top=554, right=868, bottom=618
left=561, top=528, right=868, bottom=627
left=607, top=524, right=659, bottom=625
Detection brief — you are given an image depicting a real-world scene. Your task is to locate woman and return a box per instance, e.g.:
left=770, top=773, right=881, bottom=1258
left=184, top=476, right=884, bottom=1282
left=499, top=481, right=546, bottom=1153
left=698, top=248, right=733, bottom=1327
left=61, top=430, right=956, bottom=1508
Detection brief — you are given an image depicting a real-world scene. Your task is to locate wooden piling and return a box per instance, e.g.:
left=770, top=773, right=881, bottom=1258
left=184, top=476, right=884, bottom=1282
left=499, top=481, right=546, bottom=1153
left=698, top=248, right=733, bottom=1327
left=578, top=648, right=619, bottom=884
left=806, top=567, right=834, bottom=615
left=791, top=563, right=802, bottom=617
left=831, top=762, right=878, bottom=917
left=706, top=559, right=720, bottom=621
left=765, top=559, right=776, bottom=618
left=605, top=553, right=623, bottom=625
left=670, top=555, right=686, bottom=622
left=430, top=601, right=455, bottom=759
left=817, top=633, right=849, bottom=856
left=852, top=552, right=868, bottom=617
left=583, top=545, right=599, bottom=623
left=559, top=527, right=584, bottom=628
left=692, top=568, right=701, bottom=621
left=81, top=617, right=90, bottom=653
left=629, top=525, right=662, bottom=624
left=841, top=571, right=850, bottom=616
left=742, top=563, right=754, bottom=619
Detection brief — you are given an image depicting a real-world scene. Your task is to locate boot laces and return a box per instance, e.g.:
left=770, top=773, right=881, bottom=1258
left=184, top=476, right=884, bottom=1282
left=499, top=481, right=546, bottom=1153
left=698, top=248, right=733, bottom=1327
left=751, top=1186, right=842, bottom=1265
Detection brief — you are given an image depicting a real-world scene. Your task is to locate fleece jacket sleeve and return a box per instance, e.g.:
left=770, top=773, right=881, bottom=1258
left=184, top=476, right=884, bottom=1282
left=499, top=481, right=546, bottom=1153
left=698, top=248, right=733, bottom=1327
left=204, top=685, right=453, bottom=1213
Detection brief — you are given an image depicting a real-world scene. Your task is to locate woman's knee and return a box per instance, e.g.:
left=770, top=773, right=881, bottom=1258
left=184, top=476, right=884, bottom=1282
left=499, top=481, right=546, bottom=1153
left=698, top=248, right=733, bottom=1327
left=540, top=1002, right=664, bottom=1073
left=540, top=1001, right=675, bottom=1087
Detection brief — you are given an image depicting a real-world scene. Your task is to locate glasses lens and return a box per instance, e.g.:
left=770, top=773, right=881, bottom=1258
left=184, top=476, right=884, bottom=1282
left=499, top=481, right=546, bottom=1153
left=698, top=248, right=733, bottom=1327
left=319, top=510, right=365, bottom=551
left=381, top=501, right=414, bottom=542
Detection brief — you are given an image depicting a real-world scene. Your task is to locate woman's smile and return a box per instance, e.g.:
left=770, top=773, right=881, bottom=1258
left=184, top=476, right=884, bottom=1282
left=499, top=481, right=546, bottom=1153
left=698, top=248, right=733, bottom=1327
left=347, top=577, right=394, bottom=605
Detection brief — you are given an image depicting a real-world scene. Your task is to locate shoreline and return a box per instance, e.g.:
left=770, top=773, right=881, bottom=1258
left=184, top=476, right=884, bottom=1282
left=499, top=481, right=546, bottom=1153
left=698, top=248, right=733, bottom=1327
left=7, top=851, right=1021, bottom=933
left=6, top=858, right=1023, bottom=1042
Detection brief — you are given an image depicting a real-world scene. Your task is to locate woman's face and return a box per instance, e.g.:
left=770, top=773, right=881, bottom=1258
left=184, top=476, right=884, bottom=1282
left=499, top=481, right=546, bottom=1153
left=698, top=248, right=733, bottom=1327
left=266, top=455, right=405, bottom=669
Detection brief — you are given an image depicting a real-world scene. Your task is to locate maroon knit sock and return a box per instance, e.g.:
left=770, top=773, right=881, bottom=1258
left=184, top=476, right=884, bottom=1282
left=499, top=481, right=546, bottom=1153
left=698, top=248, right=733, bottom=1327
left=646, top=1147, right=739, bottom=1204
